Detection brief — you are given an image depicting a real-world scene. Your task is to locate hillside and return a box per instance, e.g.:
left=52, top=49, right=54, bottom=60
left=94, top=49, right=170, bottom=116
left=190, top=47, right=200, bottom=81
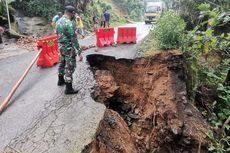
left=104, top=0, right=128, bottom=16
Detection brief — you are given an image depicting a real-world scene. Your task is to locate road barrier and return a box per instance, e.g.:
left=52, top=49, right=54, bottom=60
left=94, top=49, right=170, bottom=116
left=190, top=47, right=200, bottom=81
left=117, top=27, right=136, bottom=44
left=96, top=28, right=115, bottom=47
left=37, top=35, right=59, bottom=68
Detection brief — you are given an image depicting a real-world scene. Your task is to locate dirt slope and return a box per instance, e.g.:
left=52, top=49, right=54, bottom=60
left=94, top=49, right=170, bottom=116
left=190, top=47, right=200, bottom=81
left=84, top=52, right=209, bottom=153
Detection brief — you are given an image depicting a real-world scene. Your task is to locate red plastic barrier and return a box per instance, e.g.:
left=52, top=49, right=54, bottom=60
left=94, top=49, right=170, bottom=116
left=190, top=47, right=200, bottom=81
left=37, top=35, right=59, bottom=68
left=117, top=27, right=136, bottom=44
left=96, top=28, right=115, bottom=47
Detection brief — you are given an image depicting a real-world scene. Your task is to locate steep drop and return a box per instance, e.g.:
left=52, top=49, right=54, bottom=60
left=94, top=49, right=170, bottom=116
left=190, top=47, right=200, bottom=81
left=84, top=52, right=209, bottom=153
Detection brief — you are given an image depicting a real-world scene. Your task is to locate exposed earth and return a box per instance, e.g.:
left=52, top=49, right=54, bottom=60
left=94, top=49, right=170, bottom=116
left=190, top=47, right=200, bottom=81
left=0, top=23, right=152, bottom=153
left=0, top=23, right=213, bottom=152
left=83, top=52, right=209, bottom=153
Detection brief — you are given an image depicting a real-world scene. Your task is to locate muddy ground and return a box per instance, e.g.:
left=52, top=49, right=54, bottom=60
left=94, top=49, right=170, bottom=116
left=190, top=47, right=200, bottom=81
left=83, top=52, right=210, bottom=153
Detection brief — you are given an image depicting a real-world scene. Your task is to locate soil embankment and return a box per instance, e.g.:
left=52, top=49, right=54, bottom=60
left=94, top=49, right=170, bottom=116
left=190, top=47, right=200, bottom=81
left=84, top=52, right=209, bottom=153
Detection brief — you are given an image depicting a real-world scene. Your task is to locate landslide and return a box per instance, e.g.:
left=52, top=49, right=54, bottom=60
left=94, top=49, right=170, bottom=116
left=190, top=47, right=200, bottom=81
left=84, top=52, right=209, bottom=153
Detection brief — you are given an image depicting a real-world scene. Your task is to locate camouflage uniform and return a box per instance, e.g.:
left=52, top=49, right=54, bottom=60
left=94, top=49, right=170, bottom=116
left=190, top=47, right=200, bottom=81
left=56, top=16, right=82, bottom=83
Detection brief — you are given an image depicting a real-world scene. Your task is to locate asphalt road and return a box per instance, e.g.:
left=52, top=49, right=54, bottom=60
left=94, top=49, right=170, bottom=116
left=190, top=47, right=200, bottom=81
left=0, top=22, right=151, bottom=153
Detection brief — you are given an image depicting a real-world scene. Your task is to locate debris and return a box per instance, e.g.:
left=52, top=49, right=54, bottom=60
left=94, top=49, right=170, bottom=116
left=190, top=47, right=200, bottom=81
left=127, top=113, right=139, bottom=119
left=16, top=36, right=37, bottom=51
left=85, top=53, right=209, bottom=153
left=185, top=109, right=193, bottom=117
left=81, top=44, right=96, bottom=51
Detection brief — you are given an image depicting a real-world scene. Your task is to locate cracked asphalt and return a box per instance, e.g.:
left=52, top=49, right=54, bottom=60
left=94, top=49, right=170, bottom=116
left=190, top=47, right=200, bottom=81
left=0, top=23, right=151, bottom=153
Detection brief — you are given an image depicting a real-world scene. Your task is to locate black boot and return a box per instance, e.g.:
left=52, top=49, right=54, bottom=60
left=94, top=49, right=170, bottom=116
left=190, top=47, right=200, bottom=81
left=57, top=75, right=65, bottom=86
left=65, top=83, right=78, bottom=95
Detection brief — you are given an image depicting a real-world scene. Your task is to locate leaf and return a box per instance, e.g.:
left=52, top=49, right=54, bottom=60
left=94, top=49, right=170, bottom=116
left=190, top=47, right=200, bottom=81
left=208, top=146, right=216, bottom=151
left=220, top=33, right=225, bottom=39
left=223, top=16, right=230, bottom=23
left=205, top=29, right=213, bottom=37
left=195, top=35, right=202, bottom=41
left=218, top=112, right=226, bottom=120
left=203, top=41, right=210, bottom=55
left=198, top=3, right=210, bottom=12
left=227, top=33, right=230, bottom=40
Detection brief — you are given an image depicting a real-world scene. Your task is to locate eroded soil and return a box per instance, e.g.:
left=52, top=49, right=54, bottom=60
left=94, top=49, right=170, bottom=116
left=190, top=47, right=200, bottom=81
left=84, top=52, right=209, bottom=153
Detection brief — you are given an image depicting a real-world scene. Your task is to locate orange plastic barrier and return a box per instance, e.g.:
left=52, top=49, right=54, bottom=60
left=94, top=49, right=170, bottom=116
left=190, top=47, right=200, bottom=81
left=37, top=35, right=59, bottom=68
left=96, top=28, right=115, bottom=47
left=117, top=27, right=136, bottom=44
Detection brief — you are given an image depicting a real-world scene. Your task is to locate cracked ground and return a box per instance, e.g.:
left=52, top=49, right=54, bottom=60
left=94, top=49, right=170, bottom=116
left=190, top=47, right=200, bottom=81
left=0, top=23, right=151, bottom=153
left=1, top=59, right=106, bottom=153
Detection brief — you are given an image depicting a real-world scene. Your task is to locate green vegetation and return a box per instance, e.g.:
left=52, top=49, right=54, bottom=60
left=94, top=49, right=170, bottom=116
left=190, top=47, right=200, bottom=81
left=14, top=0, right=60, bottom=19
left=139, top=2, right=230, bottom=152
left=182, top=4, right=230, bottom=137
left=112, top=0, right=144, bottom=21
left=138, top=34, right=162, bottom=56
left=82, top=0, right=126, bottom=29
left=162, top=0, right=230, bottom=29
left=182, top=3, right=230, bottom=99
left=153, top=11, right=185, bottom=50
left=2, top=0, right=229, bottom=151
left=0, top=0, right=14, bottom=21
left=13, top=0, right=127, bottom=29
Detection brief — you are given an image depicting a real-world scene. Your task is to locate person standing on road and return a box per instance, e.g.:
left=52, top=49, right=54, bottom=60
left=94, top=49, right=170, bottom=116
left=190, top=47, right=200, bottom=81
left=100, top=11, right=106, bottom=28
left=75, top=15, right=85, bottom=39
left=56, top=5, right=83, bottom=95
left=104, top=10, right=110, bottom=28
left=52, top=12, right=63, bottom=29
left=93, top=14, right=98, bottom=31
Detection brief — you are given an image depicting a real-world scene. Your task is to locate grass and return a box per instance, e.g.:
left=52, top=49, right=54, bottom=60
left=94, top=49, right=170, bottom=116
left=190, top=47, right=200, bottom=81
left=104, top=0, right=127, bottom=16
left=110, top=19, right=126, bottom=27
left=138, top=32, right=164, bottom=56
left=137, top=29, right=182, bottom=57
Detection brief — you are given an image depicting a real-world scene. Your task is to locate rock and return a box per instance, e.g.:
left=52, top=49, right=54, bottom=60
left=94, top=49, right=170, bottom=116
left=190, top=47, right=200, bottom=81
left=105, top=117, right=117, bottom=129
left=171, top=128, right=182, bottom=135
left=121, top=103, right=132, bottom=112
left=128, top=113, right=139, bottom=119
left=183, top=138, right=192, bottom=145
left=185, top=109, right=193, bottom=117
left=114, top=144, right=122, bottom=150
left=147, top=71, right=154, bottom=75
left=16, top=36, right=37, bottom=51
left=179, top=91, right=187, bottom=96
left=183, top=98, right=188, bottom=104
left=134, top=108, right=140, bottom=114
left=85, top=54, right=209, bottom=153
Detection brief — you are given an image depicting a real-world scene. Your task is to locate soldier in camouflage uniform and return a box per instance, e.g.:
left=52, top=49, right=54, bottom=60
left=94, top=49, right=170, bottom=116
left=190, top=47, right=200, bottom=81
left=56, top=5, right=83, bottom=94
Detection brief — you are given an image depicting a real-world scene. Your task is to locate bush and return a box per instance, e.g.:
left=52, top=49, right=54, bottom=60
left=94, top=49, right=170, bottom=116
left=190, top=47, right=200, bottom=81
left=181, top=5, right=230, bottom=151
left=153, top=11, right=185, bottom=50
left=113, top=0, right=144, bottom=21
left=14, top=0, right=61, bottom=20
left=81, top=1, right=124, bottom=29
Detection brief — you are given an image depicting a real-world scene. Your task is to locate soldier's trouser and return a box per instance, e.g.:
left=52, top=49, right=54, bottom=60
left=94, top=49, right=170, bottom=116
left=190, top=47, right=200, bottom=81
left=58, top=46, right=76, bottom=83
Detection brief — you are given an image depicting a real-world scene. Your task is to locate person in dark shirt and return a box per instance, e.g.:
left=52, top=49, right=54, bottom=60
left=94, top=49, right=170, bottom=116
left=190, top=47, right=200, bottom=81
left=93, top=14, right=98, bottom=31
left=100, top=11, right=105, bottom=28
left=104, top=10, right=110, bottom=28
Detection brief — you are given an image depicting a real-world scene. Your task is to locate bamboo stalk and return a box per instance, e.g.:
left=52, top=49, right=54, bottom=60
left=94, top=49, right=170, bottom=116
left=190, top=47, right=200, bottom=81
left=0, top=49, right=42, bottom=114
left=5, top=0, right=11, bottom=31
